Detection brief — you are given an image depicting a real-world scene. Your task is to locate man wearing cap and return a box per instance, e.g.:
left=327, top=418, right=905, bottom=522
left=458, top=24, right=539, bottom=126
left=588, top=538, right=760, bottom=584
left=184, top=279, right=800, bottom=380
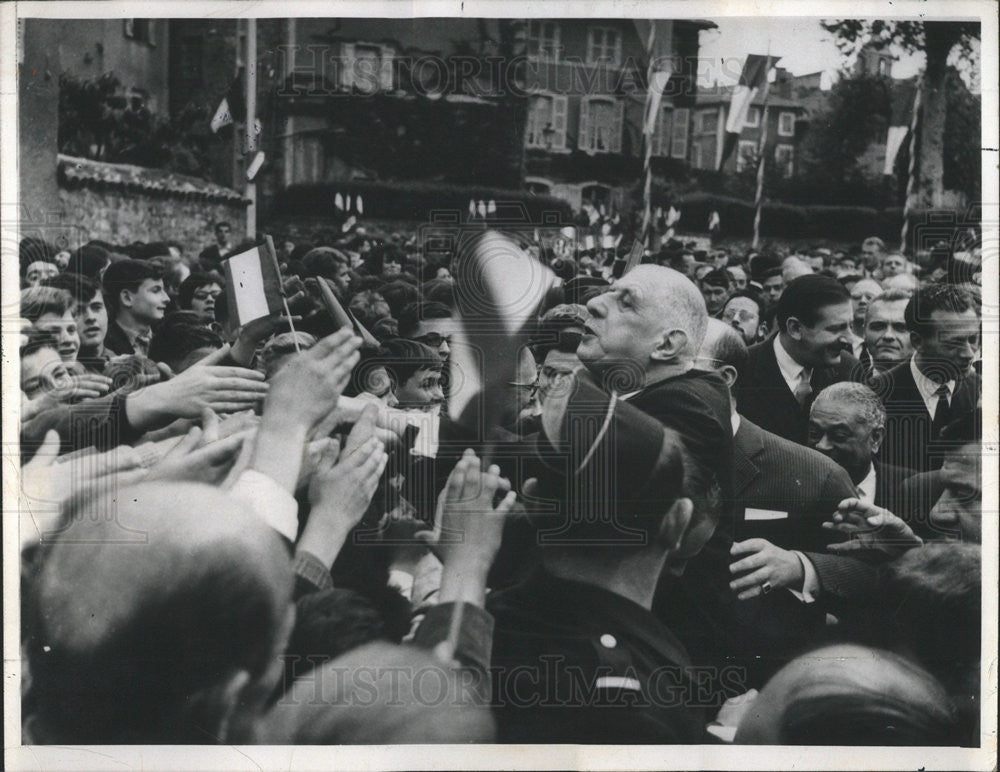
left=735, top=275, right=859, bottom=446
left=489, top=371, right=717, bottom=743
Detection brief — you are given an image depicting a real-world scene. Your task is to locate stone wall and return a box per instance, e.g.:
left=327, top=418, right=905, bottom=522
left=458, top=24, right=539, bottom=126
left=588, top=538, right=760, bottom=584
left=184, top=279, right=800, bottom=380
left=57, top=185, right=247, bottom=257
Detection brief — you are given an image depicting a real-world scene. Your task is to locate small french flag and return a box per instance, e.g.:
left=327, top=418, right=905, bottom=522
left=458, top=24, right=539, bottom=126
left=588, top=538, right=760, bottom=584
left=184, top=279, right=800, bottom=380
left=221, top=242, right=285, bottom=335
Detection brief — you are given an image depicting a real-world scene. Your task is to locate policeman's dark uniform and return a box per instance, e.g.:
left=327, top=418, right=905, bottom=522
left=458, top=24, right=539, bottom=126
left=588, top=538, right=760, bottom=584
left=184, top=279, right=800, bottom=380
left=488, top=566, right=707, bottom=744
left=485, top=373, right=710, bottom=744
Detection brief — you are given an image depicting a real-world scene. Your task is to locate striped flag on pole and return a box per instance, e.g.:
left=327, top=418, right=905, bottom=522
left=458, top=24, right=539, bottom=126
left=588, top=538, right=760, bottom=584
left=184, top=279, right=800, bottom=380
left=718, top=54, right=775, bottom=170
left=221, top=242, right=284, bottom=335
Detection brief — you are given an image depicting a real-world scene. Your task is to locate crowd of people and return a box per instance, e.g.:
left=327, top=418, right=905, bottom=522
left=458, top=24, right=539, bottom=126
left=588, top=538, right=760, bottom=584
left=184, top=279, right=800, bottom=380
left=16, top=212, right=985, bottom=746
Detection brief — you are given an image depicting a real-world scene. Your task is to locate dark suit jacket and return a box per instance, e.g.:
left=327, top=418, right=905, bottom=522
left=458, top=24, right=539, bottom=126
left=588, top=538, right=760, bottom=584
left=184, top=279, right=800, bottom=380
left=873, top=460, right=913, bottom=517
left=732, top=417, right=856, bottom=553
left=735, top=336, right=860, bottom=446
left=102, top=320, right=137, bottom=357
left=625, top=368, right=734, bottom=502
left=870, top=360, right=980, bottom=473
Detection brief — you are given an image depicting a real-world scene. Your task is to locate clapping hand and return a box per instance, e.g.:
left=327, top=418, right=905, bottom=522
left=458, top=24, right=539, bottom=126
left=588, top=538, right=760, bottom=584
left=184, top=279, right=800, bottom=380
left=417, top=450, right=518, bottom=606
left=822, top=498, right=923, bottom=556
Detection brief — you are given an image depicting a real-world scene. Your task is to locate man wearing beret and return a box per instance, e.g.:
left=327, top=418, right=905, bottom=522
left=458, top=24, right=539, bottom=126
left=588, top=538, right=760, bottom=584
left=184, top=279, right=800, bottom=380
left=489, top=373, right=718, bottom=743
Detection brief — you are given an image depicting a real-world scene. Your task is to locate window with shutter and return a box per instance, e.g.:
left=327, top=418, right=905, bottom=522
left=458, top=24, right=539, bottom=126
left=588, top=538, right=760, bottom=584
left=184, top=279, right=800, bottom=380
left=671, top=107, right=689, bottom=159
left=528, top=21, right=561, bottom=61
left=526, top=95, right=555, bottom=149
left=651, top=105, right=671, bottom=156
left=691, top=144, right=702, bottom=169
left=580, top=98, right=620, bottom=154
left=552, top=96, right=568, bottom=150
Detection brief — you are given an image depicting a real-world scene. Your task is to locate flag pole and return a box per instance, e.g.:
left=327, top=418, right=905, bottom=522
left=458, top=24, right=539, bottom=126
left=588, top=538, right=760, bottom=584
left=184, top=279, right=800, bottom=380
left=751, top=43, right=773, bottom=250
left=264, top=235, right=300, bottom=352
left=899, top=86, right=922, bottom=256
left=640, top=21, right=657, bottom=251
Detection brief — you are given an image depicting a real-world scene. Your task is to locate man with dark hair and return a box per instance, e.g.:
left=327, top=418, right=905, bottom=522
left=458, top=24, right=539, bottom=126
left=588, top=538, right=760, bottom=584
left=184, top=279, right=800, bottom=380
left=42, top=273, right=110, bottom=373
left=198, top=222, right=233, bottom=271
left=489, top=373, right=716, bottom=743
left=530, top=304, right=586, bottom=408
left=700, top=267, right=732, bottom=317
left=101, top=259, right=169, bottom=357
left=862, top=289, right=914, bottom=376
left=759, top=268, right=785, bottom=308
left=178, top=272, right=224, bottom=324
left=66, top=243, right=112, bottom=279
left=871, top=284, right=980, bottom=473
left=377, top=338, right=445, bottom=411
left=735, top=274, right=858, bottom=446
left=398, top=301, right=454, bottom=363
left=301, top=247, right=352, bottom=299
left=721, top=289, right=764, bottom=344
left=20, top=238, right=60, bottom=287
left=147, top=314, right=225, bottom=373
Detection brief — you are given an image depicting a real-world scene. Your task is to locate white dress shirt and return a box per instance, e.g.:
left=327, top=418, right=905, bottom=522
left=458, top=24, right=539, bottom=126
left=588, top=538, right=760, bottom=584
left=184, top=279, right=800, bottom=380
left=773, top=335, right=812, bottom=396
left=855, top=464, right=877, bottom=505
left=910, top=356, right=955, bottom=417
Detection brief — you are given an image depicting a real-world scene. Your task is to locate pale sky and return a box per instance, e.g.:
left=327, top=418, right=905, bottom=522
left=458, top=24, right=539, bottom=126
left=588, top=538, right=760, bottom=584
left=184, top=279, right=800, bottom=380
left=697, top=18, right=925, bottom=89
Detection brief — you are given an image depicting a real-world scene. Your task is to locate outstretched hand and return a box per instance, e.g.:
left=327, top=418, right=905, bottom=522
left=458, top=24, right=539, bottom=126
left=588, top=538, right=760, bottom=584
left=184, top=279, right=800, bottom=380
left=822, top=498, right=922, bottom=556
left=417, top=450, right=517, bottom=606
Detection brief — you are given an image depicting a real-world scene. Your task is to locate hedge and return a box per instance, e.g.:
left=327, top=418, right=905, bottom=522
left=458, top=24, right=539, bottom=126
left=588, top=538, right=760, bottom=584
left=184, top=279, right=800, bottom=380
left=665, top=193, right=978, bottom=245
left=274, top=180, right=574, bottom=224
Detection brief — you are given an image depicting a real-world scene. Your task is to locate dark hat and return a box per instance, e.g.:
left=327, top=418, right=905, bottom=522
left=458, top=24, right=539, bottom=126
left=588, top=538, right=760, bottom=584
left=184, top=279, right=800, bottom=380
left=526, top=370, right=685, bottom=543
left=749, top=253, right=782, bottom=281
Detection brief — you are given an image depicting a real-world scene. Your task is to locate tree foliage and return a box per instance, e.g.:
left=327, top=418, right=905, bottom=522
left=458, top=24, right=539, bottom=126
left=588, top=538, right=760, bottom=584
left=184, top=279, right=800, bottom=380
left=59, top=72, right=211, bottom=176
left=797, top=74, right=892, bottom=187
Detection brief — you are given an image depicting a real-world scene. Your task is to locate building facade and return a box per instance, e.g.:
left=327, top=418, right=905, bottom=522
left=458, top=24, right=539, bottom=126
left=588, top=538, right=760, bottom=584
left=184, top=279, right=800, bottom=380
left=690, top=85, right=805, bottom=178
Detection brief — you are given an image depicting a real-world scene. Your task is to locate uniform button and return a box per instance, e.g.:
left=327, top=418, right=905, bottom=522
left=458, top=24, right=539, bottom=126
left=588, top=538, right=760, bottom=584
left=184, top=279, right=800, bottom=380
left=599, top=634, right=617, bottom=649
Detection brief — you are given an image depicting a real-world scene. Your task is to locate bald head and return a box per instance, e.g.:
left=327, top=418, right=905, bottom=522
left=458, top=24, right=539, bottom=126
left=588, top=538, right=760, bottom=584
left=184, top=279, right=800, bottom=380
left=29, top=483, right=293, bottom=743
left=578, top=265, right=708, bottom=381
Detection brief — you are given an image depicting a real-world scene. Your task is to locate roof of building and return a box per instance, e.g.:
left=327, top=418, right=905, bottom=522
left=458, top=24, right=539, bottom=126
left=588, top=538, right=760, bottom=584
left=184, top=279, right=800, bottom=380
left=695, top=84, right=805, bottom=110
left=58, top=154, right=248, bottom=203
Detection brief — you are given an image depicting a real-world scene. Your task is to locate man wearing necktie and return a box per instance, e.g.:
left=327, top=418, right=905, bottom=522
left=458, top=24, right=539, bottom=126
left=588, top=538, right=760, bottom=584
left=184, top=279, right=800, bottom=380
left=870, top=284, right=980, bottom=474
left=735, top=275, right=860, bottom=446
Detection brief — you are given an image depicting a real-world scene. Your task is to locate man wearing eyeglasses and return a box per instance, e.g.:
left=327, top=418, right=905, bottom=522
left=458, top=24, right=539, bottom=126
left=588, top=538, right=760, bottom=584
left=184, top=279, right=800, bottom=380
left=399, top=301, right=454, bottom=363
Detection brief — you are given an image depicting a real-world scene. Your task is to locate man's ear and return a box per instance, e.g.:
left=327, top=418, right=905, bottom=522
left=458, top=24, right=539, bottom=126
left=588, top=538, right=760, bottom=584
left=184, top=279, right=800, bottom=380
left=870, top=425, right=885, bottom=455
left=656, top=496, right=693, bottom=553
left=785, top=317, right=803, bottom=340
left=909, top=331, right=922, bottom=351
left=719, top=364, right=739, bottom=389
left=119, top=288, right=134, bottom=311
left=651, top=329, right=689, bottom=362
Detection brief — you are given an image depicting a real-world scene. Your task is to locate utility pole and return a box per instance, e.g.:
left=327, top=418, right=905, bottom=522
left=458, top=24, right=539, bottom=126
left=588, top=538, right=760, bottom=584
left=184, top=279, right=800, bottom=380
left=245, top=18, right=258, bottom=239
